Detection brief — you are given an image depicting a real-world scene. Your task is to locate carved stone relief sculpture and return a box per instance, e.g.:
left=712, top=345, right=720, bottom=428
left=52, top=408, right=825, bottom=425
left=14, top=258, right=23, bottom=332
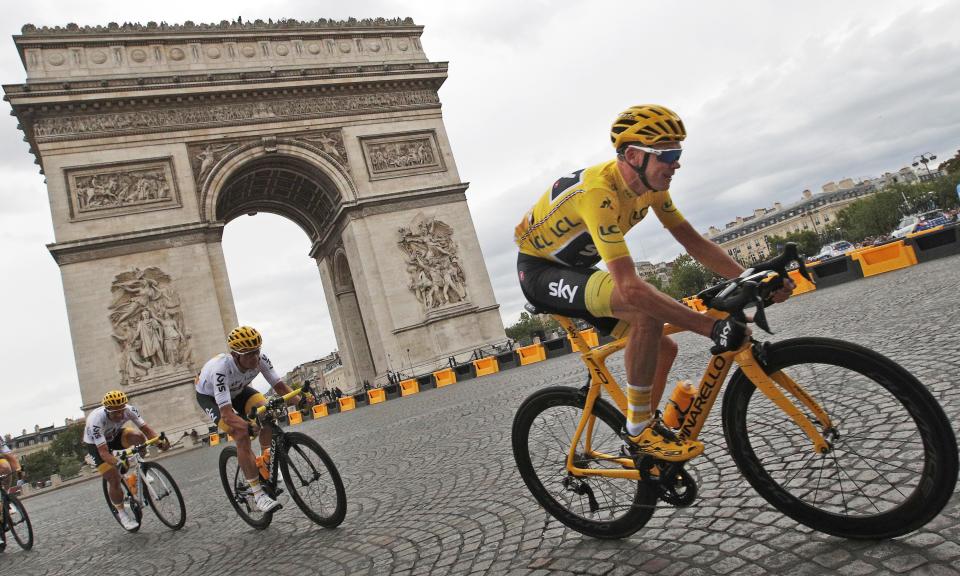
left=66, top=159, right=180, bottom=221
left=108, top=267, right=193, bottom=385
left=361, top=130, right=444, bottom=181
left=34, top=90, right=439, bottom=141
left=398, top=217, right=468, bottom=311
left=294, top=130, right=348, bottom=165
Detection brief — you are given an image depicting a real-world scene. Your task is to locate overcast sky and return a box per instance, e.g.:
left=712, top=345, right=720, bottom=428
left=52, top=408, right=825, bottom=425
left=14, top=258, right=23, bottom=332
left=2, top=0, right=959, bottom=438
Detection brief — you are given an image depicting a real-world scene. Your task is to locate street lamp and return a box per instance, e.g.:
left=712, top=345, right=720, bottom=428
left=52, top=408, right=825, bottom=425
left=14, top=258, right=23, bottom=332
left=912, top=153, right=937, bottom=177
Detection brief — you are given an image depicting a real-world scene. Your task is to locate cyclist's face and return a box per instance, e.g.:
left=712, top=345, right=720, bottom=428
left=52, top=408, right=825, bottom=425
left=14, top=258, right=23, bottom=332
left=626, top=141, right=682, bottom=191
left=106, top=408, right=125, bottom=421
left=234, top=349, right=261, bottom=370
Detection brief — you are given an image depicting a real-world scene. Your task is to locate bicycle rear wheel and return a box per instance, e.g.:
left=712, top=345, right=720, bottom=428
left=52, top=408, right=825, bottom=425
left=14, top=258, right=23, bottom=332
left=723, top=337, right=959, bottom=539
left=5, top=494, right=33, bottom=550
left=280, top=432, right=347, bottom=528
left=142, top=462, right=186, bottom=530
left=512, top=386, right=658, bottom=539
left=218, top=446, right=273, bottom=530
left=101, top=475, right=142, bottom=532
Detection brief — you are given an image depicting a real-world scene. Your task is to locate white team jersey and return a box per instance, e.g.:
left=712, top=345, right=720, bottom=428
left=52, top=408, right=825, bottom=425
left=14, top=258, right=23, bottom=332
left=195, top=352, right=281, bottom=408
left=83, top=405, right=146, bottom=445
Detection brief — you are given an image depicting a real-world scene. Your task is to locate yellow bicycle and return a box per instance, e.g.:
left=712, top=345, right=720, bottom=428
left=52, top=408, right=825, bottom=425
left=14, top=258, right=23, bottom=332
left=512, top=244, right=958, bottom=539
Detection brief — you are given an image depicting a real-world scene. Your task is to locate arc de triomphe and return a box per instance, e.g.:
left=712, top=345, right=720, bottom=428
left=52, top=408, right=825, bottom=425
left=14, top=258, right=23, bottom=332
left=4, top=18, right=505, bottom=435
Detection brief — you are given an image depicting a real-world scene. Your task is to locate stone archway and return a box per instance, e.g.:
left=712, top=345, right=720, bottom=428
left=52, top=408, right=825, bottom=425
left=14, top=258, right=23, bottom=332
left=6, top=18, right=505, bottom=436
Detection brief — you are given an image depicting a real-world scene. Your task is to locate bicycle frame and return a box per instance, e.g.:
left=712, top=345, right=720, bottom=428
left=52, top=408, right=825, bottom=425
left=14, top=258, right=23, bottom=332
left=112, top=434, right=165, bottom=506
left=555, top=313, right=834, bottom=481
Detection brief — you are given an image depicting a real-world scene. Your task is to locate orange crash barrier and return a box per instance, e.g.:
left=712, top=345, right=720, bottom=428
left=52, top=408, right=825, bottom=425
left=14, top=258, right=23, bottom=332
left=517, top=343, right=546, bottom=366
left=368, top=388, right=386, bottom=404
left=434, top=368, right=457, bottom=388
left=312, top=404, right=328, bottom=418
left=400, top=379, right=419, bottom=396
left=473, top=356, right=499, bottom=377
left=788, top=269, right=817, bottom=296
left=849, top=240, right=918, bottom=277
left=287, top=408, right=303, bottom=425
left=338, top=396, right=356, bottom=412
left=681, top=297, right=707, bottom=312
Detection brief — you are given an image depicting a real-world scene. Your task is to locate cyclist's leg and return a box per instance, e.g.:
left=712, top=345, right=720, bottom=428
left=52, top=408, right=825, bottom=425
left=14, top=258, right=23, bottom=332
left=88, top=440, right=124, bottom=506
left=119, top=426, right=146, bottom=449
left=197, top=391, right=258, bottom=481
left=241, top=390, right=271, bottom=463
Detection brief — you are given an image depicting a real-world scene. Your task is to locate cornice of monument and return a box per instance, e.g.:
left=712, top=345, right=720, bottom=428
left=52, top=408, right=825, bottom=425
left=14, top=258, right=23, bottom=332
left=47, top=221, right=226, bottom=266
left=19, top=17, right=419, bottom=37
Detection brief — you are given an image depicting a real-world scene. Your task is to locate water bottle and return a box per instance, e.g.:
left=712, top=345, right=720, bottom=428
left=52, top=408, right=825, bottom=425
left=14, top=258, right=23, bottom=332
left=125, top=472, right=138, bottom=496
left=662, top=380, right=698, bottom=428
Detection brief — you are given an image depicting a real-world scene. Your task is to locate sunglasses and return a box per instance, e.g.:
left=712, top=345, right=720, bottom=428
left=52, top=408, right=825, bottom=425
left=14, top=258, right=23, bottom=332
left=628, top=145, right=683, bottom=164
left=238, top=349, right=261, bottom=358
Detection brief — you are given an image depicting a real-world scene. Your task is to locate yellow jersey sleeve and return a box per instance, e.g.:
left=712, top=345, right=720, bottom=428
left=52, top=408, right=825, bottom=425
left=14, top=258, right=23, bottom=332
left=649, top=190, right=686, bottom=229
left=579, top=188, right=631, bottom=263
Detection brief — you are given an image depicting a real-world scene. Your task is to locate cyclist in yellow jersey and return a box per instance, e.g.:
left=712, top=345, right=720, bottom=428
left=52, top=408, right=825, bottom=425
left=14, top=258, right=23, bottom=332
left=515, top=104, right=794, bottom=461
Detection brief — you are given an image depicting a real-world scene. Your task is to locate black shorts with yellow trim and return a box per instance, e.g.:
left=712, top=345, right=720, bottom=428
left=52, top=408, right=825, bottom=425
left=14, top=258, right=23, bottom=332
left=517, top=253, right=629, bottom=338
left=196, top=386, right=267, bottom=433
left=85, top=429, right=138, bottom=474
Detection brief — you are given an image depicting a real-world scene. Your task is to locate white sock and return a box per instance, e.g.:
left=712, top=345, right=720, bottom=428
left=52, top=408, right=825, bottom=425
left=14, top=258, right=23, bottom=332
left=626, top=383, right=652, bottom=436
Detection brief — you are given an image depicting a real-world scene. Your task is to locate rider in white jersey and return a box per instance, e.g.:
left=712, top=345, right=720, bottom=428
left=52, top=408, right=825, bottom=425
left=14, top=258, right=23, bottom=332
left=83, top=390, right=168, bottom=530
left=194, top=326, right=301, bottom=513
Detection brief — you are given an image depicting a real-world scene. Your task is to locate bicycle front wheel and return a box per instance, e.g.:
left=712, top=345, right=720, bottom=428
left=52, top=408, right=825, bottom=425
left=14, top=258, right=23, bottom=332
left=101, top=475, right=142, bottom=532
left=723, top=337, right=959, bottom=539
left=512, top=386, right=658, bottom=539
left=5, top=494, right=33, bottom=550
left=280, top=432, right=347, bottom=528
left=218, top=446, right=273, bottom=530
left=142, top=462, right=186, bottom=530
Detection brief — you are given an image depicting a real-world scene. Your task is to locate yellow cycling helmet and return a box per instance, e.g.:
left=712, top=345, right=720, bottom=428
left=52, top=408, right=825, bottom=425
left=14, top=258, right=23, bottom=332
left=610, top=104, right=686, bottom=151
left=102, top=390, right=128, bottom=410
left=228, top=326, right=262, bottom=353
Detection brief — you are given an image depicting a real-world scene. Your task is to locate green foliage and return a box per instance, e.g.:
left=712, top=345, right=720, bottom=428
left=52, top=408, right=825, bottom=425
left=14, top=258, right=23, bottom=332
left=765, top=230, right=822, bottom=260
left=664, top=254, right=718, bottom=299
left=58, top=456, right=82, bottom=479
left=642, top=274, right=666, bottom=292
left=835, top=175, right=959, bottom=243
left=505, top=312, right=561, bottom=344
left=21, top=449, right=58, bottom=482
left=50, top=422, right=86, bottom=462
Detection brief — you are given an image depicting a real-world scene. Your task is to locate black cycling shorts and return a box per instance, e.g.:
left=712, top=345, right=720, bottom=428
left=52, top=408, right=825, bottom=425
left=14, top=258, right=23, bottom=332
left=517, top=253, right=628, bottom=337
left=196, top=386, right=266, bottom=432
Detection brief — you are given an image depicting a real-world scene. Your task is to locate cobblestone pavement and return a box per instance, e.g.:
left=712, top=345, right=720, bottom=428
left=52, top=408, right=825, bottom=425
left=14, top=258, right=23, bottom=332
left=3, top=254, right=959, bottom=576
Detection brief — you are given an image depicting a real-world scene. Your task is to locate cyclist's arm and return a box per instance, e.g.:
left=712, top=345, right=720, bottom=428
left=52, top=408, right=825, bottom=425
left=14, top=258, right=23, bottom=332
left=219, top=404, right=249, bottom=432
left=97, top=443, right=118, bottom=467
left=272, top=380, right=301, bottom=406
left=607, top=256, right=715, bottom=337
left=669, top=221, right=744, bottom=280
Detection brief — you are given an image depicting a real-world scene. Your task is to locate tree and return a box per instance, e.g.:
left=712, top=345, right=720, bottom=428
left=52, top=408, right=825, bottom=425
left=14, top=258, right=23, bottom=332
left=505, top=312, right=560, bottom=344
left=765, top=230, right=821, bottom=260
left=21, top=449, right=58, bottom=482
left=50, top=422, right=86, bottom=462
left=58, top=456, right=82, bottom=479
left=665, top=254, right=717, bottom=299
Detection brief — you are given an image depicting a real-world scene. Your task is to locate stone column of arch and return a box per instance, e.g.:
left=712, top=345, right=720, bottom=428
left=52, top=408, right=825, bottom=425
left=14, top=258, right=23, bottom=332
left=6, top=17, right=505, bottom=434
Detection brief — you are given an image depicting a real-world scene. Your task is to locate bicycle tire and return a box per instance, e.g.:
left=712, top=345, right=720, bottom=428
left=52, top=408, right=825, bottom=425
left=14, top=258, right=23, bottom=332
left=101, top=474, right=142, bottom=532
left=722, top=337, right=959, bottom=539
left=218, top=446, right=273, bottom=530
left=279, top=432, right=347, bottom=528
left=511, top=386, right=658, bottom=539
left=5, top=494, right=33, bottom=550
left=141, top=462, right=186, bottom=530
